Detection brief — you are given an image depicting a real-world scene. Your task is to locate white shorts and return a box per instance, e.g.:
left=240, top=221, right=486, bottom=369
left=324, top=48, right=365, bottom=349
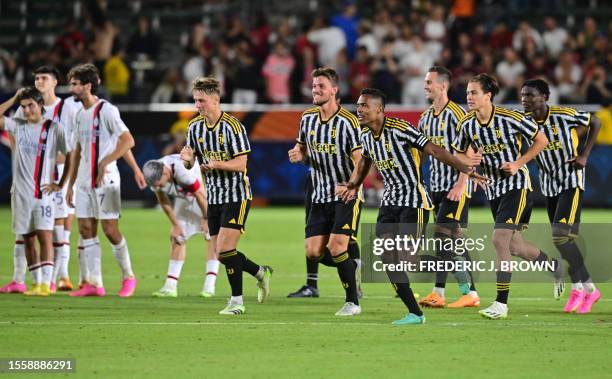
left=11, top=192, right=55, bottom=235
left=175, top=197, right=204, bottom=240
left=76, top=170, right=122, bottom=220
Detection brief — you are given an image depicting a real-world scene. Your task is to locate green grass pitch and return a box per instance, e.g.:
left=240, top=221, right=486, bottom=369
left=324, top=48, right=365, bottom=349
left=0, top=206, right=611, bottom=378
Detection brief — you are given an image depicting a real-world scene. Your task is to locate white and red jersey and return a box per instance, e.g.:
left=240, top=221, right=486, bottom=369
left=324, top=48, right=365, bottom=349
left=72, top=99, right=129, bottom=188
left=4, top=116, right=71, bottom=198
left=154, top=154, right=202, bottom=199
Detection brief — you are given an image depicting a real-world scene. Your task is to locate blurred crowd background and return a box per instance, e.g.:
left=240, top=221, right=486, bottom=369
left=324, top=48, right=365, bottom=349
left=0, top=0, right=610, bottom=107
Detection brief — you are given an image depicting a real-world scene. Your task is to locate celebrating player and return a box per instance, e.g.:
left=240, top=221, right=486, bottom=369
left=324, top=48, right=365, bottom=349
left=453, top=73, right=564, bottom=319
left=417, top=66, right=480, bottom=308
left=143, top=155, right=219, bottom=297
left=0, top=87, right=72, bottom=296
left=181, top=77, right=272, bottom=315
left=336, top=88, right=487, bottom=324
left=288, top=67, right=363, bottom=316
left=521, top=78, right=601, bottom=314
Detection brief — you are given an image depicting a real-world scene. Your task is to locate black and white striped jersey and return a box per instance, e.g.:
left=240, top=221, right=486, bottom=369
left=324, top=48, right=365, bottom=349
left=186, top=112, right=252, bottom=205
left=297, top=106, right=362, bottom=203
left=361, top=117, right=433, bottom=208
left=527, top=106, right=591, bottom=197
left=418, top=100, right=472, bottom=196
left=453, top=106, right=539, bottom=200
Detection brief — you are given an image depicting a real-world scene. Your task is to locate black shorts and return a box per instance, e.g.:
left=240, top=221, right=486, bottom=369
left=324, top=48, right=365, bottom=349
left=376, top=206, right=429, bottom=238
left=546, top=187, right=582, bottom=236
left=431, top=191, right=470, bottom=228
left=208, top=200, right=250, bottom=237
left=305, top=199, right=362, bottom=238
left=490, top=189, right=532, bottom=230
left=304, top=172, right=313, bottom=223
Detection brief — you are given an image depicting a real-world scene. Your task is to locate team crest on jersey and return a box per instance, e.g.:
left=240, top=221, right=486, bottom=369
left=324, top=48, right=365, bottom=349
left=472, top=134, right=479, bottom=140
left=331, top=128, right=336, bottom=139
left=440, top=120, right=446, bottom=130
left=385, top=143, right=391, bottom=152
left=310, top=130, right=315, bottom=136
left=218, top=135, right=224, bottom=144
left=551, top=125, right=558, bottom=135
left=495, top=127, right=502, bottom=138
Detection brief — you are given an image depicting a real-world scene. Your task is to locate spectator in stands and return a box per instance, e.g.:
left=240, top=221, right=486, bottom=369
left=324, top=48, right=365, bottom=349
left=577, top=17, right=599, bottom=54
left=595, top=98, right=612, bottom=144
left=349, top=46, right=371, bottom=101
left=54, top=19, right=87, bottom=62
left=151, top=67, right=185, bottom=103
left=400, top=36, right=433, bottom=105
left=423, top=5, right=446, bottom=60
left=555, top=51, right=582, bottom=103
left=496, top=47, right=526, bottom=103
left=225, top=17, right=250, bottom=47
left=393, top=24, right=414, bottom=63
left=372, top=9, right=398, bottom=42
left=104, top=43, right=131, bottom=103
left=0, top=50, right=23, bottom=92
left=489, top=21, right=513, bottom=50
left=182, top=44, right=208, bottom=86
left=262, top=40, right=295, bottom=104
left=542, top=17, right=568, bottom=59
left=512, top=21, right=543, bottom=53
left=269, top=19, right=296, bottom=51
left=355, top=20, right=378, bottom=57
left=249, top=12, right=272, bottom=62
left=370, top=36, right=401, bottom=103
left=307, top=16, right=346, bottom=69
left=580, top=65, right=611, bottom=104
left=331, top=1, right=360, bottom=59
left=85, top=0, right=117, bottom=78
left=231, top=40, right=261, bottom=104
left=127, top=15, right=161, bottom=60
left=161, top=110, right=195, bottom=155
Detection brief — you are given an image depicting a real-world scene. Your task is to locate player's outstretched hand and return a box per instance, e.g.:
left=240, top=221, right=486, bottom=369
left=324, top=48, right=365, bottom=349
left=468, top=169, right=490, bottom=191
left=288, top=146, right=304, bottom=163
left=500, top=161, right=520, bottom=176
left=42, top=183, right=62, bottom=194
left=446, top=182, right=465, bottom=201
left=467, top=147, right=483, bottom=167
left=134, top=170, right=147, bottom=190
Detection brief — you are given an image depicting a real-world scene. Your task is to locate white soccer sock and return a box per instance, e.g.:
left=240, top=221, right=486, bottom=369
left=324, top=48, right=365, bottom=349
left=164, top=260, right=184, bottom=290
left=230, top=295, right=243, bottom=305
left=13, top=241, right=27, bottom=284
left=78, top=238, right=90, bottom=283
left=583, top=280, right=596, bottom=293
left=111, top=238, right=134, bottom=279
left=203, top=259, right=219, bottom=291
left=571, top=282, right=584, bottom=291
left=468, top=290, right=479, bottom=298
left=60, top=230, right=71, bottom=277
left=29, top=264, right=42, bottom=285
left=433, top=287, right=445, bottom=298
left=83, top=237, right=103, bottom=287
left=41, top=262, right=54, bottom=285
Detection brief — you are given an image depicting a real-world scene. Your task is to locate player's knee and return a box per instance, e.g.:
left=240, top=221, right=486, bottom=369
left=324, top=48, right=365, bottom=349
left=327, top=239, right=347, bottom=256
left=492, top=230, right=511, bottom=251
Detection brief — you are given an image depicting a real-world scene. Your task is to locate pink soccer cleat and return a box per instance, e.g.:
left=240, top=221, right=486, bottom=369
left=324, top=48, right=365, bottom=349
left=50, top=282, right=57, bottom=293
left=118, top=277, right=137, bottom=297
left=0, top=281, right=27, bottom=294
left=576, top=289, right=601, bottom=314
left=564, top=289, right=586, bottom=313
left=69, top=284, right=106, bottom=297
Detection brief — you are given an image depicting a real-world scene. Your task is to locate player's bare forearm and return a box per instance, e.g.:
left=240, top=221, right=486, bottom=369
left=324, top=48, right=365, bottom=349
left=68, top=144, right=81, bottom=187
left=101, top=131, right=135, bottom=168
left=348, top=148, right=364, bottom=184
left=579, top=115, right=601, bottom=159
left=515, top=131, right=548, bottom=167
left=156, top=191, right=180, bottom=227
left=123, top=149, right=142, bottom=174
left=210, top=154, right=247, bottom=172
left=193, top=190, right=209, bottom=219
left=0, top=91, right=20, bottom=128
left=349, top=155, right=372, bottom=188
left=425, top=142, right=471, bottom=174
left=58, top=152, right=72, bottom=188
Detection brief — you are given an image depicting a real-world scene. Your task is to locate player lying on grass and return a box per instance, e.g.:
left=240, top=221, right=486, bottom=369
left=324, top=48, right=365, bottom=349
left=143, top=155, right=219, bottom=298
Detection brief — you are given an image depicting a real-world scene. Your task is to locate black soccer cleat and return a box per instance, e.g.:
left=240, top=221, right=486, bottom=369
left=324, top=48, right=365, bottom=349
left=287, top=284, right=320, bottom=298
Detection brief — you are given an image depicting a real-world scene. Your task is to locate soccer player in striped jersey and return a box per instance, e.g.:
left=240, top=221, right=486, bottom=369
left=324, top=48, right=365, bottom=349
left=181, top=77, right=272, bottom=315
left=0, top=87, right=73, bottom=296
left=337, top=88, right=486, bottom=325
left=417, top=66, right=480, bottom=308
left=521, top=78, right=602, bottom=314
left=453, top=73, right=564, bottom=319
left=66, top=63, right=141, bottom=297
left=288, top=67, right=363, bottom=316
left=143, top=155, right=218, bottom=298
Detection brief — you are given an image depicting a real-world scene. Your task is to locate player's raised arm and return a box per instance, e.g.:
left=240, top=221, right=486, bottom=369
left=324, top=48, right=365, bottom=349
left=0, top=89, right=23, bottom=129
left=424, top=141, right=489, bottom=186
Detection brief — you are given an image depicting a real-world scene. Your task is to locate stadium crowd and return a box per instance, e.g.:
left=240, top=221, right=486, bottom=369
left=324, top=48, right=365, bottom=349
left=0, top=0, right=610, bottom=107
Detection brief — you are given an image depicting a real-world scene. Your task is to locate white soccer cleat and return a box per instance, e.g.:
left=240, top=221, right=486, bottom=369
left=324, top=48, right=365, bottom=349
left=152, top=287, right=177, bottom=298
left=257, top=266, right=273, bottom=303
left=219, top=301, right=246, bottom=315
left=552, top=259, right=565, bottom=300
left=334, top=302, right=361, bottom=316
left=478, top=301, right=508, bottom=320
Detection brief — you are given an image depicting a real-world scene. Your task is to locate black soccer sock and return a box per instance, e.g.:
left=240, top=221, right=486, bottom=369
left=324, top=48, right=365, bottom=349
left=306, top=257, right=319, bottom=288
left=463, top=251, right=477, bottom=291
left=392, top=282, right=423, bottom=316
left=348, top=240, right=360, bottom=260
left=434, top=231, right=452, bottom=288
left=218, top=249, right=243, bottom=296
left=495, top=271, right=512, bottom=304
left=554, top=236, right=589, bottom=283
left=237, top=251, right=260, bottom=278
left=535, top=250, right=559, bottom=273
left=319, top=248, right=336, bottom=267
left=333, top=251, right=358, bottom=305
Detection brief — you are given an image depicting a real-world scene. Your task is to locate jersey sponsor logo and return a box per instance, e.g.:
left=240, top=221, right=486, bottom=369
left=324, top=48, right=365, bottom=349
left=310, top=142, right=337, bottom=155
left=428, top=135, right=446, bottom=148
left=544, top=140, right=563, bottom=151
left=374, top=158, right=399, bottom=171
left=203, top=150, right=230, bottom=161
left=482, top=143, right=508, bottom=154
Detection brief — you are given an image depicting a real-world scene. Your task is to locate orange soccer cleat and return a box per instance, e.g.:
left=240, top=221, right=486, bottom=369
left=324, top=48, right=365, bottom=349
left=418, top=292, right=446, bottom=308
left=447, top=294, right=481, bottom=308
